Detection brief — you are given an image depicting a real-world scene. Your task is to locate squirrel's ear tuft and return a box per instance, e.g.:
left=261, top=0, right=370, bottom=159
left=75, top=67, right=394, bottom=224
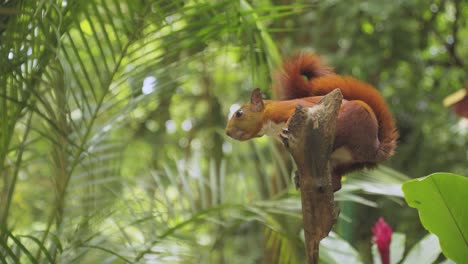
left=250, top=88, right=264, bottom=112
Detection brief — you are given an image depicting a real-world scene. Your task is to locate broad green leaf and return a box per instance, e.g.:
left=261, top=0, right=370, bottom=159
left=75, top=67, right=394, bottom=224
left=402, top=173, right=468, bottom=264
left=402, top=233, right=441, bottom=264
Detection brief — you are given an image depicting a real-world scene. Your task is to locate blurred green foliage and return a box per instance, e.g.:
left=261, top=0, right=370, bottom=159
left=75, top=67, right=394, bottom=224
left=0, top=0, right=466, bottom=263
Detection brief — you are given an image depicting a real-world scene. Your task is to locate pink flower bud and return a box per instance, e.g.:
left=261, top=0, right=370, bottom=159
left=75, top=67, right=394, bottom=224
left=372, top=217, right=392, bottom=264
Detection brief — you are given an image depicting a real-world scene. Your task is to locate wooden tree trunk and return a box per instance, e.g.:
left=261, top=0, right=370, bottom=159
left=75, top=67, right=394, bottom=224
left=281, top=89, right=342, bottom=263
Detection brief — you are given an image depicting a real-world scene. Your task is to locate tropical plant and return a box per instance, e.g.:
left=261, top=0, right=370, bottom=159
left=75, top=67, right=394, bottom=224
left=0, top=0, right=285, bottom=262
left=1, top=0, right=466, bottom=263
left=403, top=172, right=468, bottom=264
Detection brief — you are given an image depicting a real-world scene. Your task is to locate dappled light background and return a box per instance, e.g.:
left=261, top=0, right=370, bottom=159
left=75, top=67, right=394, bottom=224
left=1, top=0, right=466, bottom=263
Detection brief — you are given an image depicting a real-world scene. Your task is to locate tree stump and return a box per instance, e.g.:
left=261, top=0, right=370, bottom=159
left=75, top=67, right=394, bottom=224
left=280, top=89, right=342, bottom=264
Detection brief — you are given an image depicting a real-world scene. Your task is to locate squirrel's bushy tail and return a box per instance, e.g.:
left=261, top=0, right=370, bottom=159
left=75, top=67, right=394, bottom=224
left=274, top=53, right=398, bottom=161
left=274, top=53, right=334, bottom=100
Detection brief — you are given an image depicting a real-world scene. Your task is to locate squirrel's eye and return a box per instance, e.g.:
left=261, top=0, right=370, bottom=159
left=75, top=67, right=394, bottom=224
left=235, top=109, right=244, bottom=118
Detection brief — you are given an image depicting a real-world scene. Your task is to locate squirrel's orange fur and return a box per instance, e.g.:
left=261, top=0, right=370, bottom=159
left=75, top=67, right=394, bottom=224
left=226, top=53, right=398, bottom=191
left=276, top=53, right=398, bottom=161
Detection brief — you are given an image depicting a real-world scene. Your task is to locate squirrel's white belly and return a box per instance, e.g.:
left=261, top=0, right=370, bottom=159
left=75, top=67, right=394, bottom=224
left=259, top=120, right=286, bottom=137
left=330, top=147, right=353, bottom=163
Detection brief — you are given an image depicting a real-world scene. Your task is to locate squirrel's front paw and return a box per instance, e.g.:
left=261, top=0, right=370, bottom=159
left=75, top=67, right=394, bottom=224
left=279, top=128, right=289, bottom=147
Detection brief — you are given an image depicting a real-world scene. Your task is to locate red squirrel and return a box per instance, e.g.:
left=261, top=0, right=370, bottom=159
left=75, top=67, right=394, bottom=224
left=225, top=53, right=398, bottom=191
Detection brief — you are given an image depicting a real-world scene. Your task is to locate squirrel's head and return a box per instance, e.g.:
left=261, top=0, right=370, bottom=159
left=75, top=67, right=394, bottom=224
left=225, top=88, right=266, bottom=141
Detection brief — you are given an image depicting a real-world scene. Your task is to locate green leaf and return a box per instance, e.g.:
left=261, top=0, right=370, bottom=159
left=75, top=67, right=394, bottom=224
left=438, top=259, right=456, bottom=264
left=371, top=232, right=405, bottom=264
left=402, top=173, right=468, bottom=263
left=320, top=232, right=363, bottom=264
left=390, top=233, right=406, bottom=264
left=401, top=234, right=441, bottom=264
